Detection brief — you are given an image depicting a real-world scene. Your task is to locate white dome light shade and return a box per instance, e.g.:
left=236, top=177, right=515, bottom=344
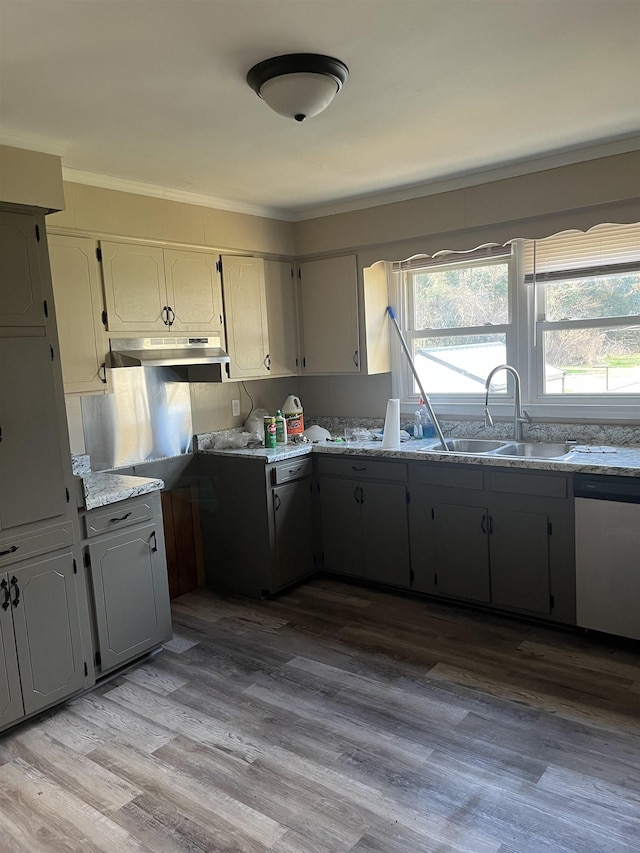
left=259, top=72, right=339, bottom=121
left=247, top=54, right=349, bottom=122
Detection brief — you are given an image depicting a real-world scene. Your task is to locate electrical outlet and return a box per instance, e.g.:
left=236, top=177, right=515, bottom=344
left=232, top=399, right=241, bottom=417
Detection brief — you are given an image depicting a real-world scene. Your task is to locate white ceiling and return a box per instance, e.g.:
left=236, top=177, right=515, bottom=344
left=1, top=0, right=639, bottom=220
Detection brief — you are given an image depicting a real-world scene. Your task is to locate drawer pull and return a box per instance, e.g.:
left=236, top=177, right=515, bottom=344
left=1, top=579, right=10, bottom=611
left=10, top=576, right=20, bottom=609
left=110, top=512, right=132, bottom=523
left=0, top=544, right=18, bottom=557
left=351, top=466, right=367, bottom=472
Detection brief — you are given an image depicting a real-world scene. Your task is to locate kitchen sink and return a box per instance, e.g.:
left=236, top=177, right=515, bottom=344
left=422, top=438, right=508, bottom=454
left=490, top=441, right=575, bottom=459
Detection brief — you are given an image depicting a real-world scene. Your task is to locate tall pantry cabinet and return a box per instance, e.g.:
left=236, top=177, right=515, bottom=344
left=0, top=207, right=93, bottom=733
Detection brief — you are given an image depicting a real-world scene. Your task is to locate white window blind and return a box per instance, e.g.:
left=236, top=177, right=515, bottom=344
left=523, top=222, right=640, bottom=282
left=394, top=244, right=510, bottom=273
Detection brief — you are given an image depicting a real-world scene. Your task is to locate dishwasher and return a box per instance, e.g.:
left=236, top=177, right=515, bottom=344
left=575, top=473, right=640, bottom=641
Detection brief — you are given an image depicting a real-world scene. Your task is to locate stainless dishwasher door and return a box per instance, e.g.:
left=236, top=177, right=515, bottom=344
left=575, top=495, right=640, bottom=641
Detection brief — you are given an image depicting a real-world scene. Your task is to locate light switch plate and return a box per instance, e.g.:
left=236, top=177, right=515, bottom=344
left=232, top=399, right=241, bottom=417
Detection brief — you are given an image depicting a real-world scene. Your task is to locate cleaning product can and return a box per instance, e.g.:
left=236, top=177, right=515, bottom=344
left=275, top=410, right=287, bottom=445
left=264, top=416, right=277, bottom=448
left=281, top=395, right=304, bottom=437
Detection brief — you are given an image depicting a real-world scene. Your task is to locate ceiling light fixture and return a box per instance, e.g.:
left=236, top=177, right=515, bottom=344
left=246, top=53, right=349, bottom=122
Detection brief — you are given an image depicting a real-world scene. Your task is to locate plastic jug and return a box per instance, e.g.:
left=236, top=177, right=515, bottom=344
left=281, top=395, right=304, bottom=437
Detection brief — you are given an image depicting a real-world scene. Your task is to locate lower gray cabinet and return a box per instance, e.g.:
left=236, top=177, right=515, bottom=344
left=83, top=495, right=172, bottom=675
left=409, top=462, right=575, bottom=623
left=1, top=550, right=85, bottom=730
left=318, top=457, right=410, bottom=588
left=199, top=454, right=315, bottom=598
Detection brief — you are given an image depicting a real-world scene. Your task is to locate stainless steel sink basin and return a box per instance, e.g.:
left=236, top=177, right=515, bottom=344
left=490, top=442, right=574, bottom=459
left=440, top=438, right=508, bottom=453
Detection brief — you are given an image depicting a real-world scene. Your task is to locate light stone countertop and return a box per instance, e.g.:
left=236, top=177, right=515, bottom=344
left=81, top=472, right=165, bottom=510
left=197, top=435, right=640, bottom=476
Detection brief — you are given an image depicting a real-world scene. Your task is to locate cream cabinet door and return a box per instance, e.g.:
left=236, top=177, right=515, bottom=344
left=264, top=260, right=299, bottom=377
left=299, top=255, right=360, bottom=374
left=0, top=211, right=45, bottom=329
left=48, top=234, right=110, bottom=394
left=221, top=255, right=270, bottom=379
left=101, top=241, right=167, bottom=332
left=164, top=249, right=224, bottom=335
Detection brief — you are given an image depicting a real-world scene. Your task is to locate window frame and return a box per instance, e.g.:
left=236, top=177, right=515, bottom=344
left=391, top=238, right=640, bottom=422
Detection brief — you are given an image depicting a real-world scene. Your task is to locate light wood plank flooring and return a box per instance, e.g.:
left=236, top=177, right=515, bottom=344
left=1, top=577, right=639, bottom=852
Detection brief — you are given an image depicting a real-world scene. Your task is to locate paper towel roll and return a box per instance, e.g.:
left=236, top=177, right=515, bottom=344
left=381, top=398, right=401, bottom=449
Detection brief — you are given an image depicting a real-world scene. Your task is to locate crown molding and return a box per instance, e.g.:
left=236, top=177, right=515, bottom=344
left=61, top=168, right=295, bottom=221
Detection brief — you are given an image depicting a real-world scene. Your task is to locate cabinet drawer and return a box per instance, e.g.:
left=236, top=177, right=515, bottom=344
left=83, top=497, right=155, bottom=538
left=488, top=470, right=568, bottom=499
left=271, top=458, right=313, bottom=485
left=317, top=456, right=407, bottom=482
left=0, top=521, right=74, bottom=569
left=412, top=463, right=484, bottom=491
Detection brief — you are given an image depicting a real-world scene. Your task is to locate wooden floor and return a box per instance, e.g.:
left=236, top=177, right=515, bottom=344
left=1, top=577, right=639, bottom=853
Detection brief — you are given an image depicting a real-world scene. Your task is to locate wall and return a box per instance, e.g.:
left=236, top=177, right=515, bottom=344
left=295, top=151, right=640, bottom=264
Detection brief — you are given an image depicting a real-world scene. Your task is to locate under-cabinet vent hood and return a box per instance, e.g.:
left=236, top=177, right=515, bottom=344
left=108, top=337, right=230, bottom=369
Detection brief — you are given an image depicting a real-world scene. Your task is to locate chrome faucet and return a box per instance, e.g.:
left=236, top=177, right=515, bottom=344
left=484, top=364, right=531, bottom=441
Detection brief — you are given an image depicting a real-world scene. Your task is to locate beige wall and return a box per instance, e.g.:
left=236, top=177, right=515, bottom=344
left=49, top=182, right=296, bottom=256
left=0, top=145, right=65, bottom=211
left=295, top=151, right=640, bottom=261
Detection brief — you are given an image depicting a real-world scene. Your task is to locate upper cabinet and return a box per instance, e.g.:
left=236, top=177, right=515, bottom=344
left=264, top=259, right=299, bottom=377
left=298, top=255, right=360, bottom=374
left=48, top=233, right=110, bottom=395
left=220, top=255, right=270, bottom=380
left=100, top=241, right=224, bottom=337
left=0, top=211, right=46, bottom=330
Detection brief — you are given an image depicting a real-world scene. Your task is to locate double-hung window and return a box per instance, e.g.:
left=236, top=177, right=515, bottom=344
left=525, top=224, right=640, bottom=400
left=399, top=247, right=514, bottom=405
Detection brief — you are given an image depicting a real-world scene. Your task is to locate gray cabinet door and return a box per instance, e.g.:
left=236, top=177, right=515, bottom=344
left=0, top=578, right=23, bottom=728
left=88, top=522, right=171, bottom=673
left=489, top=509, right=550, bottom=614
left=433, top=502, right=490, bottom=602
left=273, top=479, right=314, bottom=590
left=320, top=477, right=362, bottom=575
left=10, top=551, right=84, bottom=716
left=0, top=338, right=67, bottom=531
left=361, top=482, right=410, bottom=587
left=0, top=211, right=45, bottom=328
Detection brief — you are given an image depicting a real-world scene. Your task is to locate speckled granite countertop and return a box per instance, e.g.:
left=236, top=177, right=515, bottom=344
left=80, top=472, right=165, bottom=510
left=196, top=434, right=640, bottom=476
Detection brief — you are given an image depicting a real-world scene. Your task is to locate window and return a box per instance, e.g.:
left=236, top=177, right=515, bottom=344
left=395, top=223, right=640, bottom=416
left=526, top=225, right=640, bottom=398
left=403, top=249, right=512, bottom=397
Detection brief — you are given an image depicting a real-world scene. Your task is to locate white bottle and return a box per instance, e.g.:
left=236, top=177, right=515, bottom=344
left=414, top=408, right=423, bottom=439
left=281, top=395, right=304, bottom=438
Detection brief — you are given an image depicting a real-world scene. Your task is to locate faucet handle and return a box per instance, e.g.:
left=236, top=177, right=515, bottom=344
left=522, top=409, right=532, bottom=424
left=483, top=406, right=494, bottom=428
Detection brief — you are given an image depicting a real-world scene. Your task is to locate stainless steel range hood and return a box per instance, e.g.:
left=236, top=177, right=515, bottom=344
left=108, top=337, right=230, bottom=369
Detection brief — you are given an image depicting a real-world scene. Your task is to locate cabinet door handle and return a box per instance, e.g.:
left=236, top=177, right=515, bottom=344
left=162, top=306, right=170, bottom=325
left=99, top=363, right=107, bottom=384
left=264, top=353, right=271, bottom=370
left=353, top=349, right=359, bottom=367
left=488, top=515, right=493, bottom=535
left=481, top=514, right=487, bottom=534
left=0, top=423, right=2, bottom=442
left=0, top=579, right=10, bottom=611
left=274, top=493, right=281, bottom=511
left=359, top=486, right=364, bottom=505
left=149, top=530, right=158, bottom=553
left=110, top=511, right=132, bottom=523
left=0, top=544, right=18, bottom=557
left=167, top=306, right=176, bottom=326
left=10, top=576, right=20, bottom=608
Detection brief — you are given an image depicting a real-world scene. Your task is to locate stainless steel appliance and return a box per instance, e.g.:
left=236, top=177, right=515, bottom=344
left=575, top=474, right=640, bottom=641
